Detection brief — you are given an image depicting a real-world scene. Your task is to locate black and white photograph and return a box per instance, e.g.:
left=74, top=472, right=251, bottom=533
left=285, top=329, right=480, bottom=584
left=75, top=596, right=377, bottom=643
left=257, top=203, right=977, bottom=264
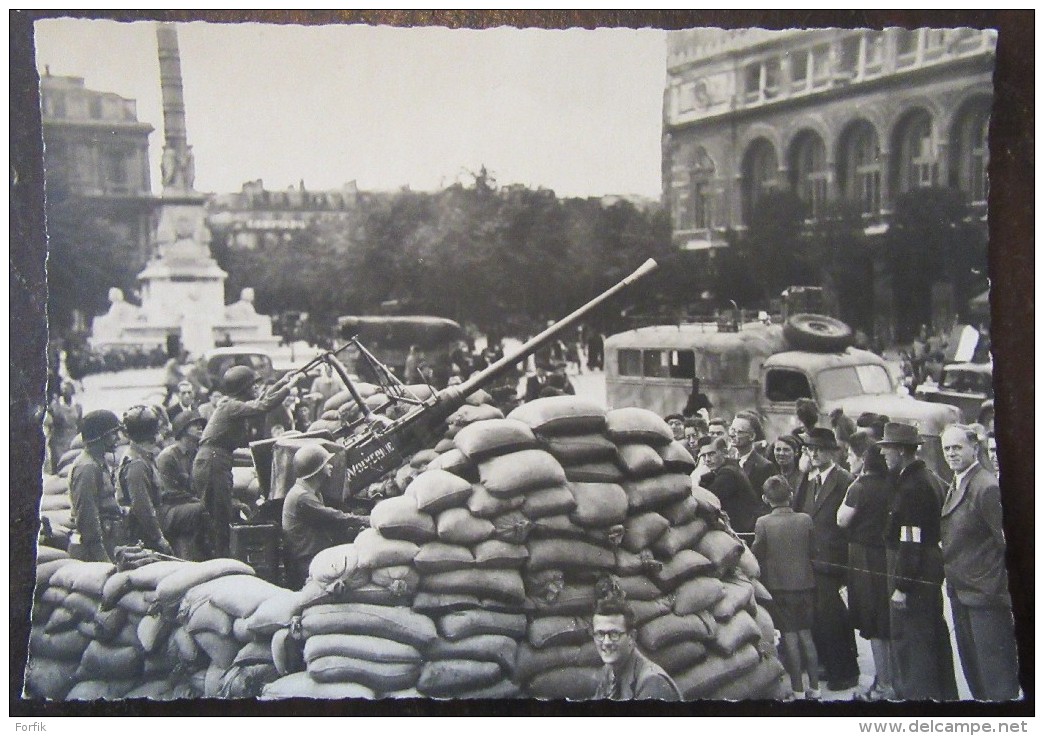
left=9, top=10, right=1033, bottom=719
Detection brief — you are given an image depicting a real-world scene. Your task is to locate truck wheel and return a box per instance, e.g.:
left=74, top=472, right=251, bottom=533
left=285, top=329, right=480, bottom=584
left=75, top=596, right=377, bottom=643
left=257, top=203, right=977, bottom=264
left=783, top=314, right=854, bottom=353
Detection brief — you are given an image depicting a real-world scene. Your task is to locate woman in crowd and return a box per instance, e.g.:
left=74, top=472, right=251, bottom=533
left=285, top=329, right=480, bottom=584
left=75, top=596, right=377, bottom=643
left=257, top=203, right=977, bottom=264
left=836, top=431, right=896, bottom=701
left=772, top=434, right=806, bottom=496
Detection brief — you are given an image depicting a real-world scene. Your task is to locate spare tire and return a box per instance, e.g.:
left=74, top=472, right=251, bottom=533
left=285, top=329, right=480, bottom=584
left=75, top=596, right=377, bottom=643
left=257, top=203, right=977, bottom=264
left=783, top=313, right=853, bottom=353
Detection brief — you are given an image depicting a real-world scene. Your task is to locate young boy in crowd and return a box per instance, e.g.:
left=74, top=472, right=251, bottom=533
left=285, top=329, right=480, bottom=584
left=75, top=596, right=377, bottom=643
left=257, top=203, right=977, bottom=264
left=752, top=474, right=821, bottom=700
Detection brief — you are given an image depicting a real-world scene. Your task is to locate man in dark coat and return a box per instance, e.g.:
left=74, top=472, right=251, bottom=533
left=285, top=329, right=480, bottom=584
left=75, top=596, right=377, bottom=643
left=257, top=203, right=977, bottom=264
left=793, top=427, right=860, bottom=691
left=939, top=424, right=1020, bottom=701
left=730, top=413, right=776, bottom=495
left=879, top=422, right=958, bottom=701
left=696, top=437, right=762, bottom=534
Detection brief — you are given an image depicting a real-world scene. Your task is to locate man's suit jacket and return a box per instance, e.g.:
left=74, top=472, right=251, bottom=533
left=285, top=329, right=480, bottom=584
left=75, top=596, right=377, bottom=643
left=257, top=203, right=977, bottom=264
left=795, top=464, right=854, bottom=578
left=940, top=464, right=1011, bottom=608
left=740, top=450, right=776, bottom=496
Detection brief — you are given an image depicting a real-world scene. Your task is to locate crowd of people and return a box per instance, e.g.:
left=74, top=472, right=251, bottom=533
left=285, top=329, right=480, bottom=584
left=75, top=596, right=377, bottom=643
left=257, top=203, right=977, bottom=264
left=660, top=392, right=1017, bottom=702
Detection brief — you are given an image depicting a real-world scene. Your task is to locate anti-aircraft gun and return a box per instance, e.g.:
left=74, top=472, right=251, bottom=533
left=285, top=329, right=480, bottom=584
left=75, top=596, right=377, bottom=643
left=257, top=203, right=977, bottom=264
left=249, top=258, right=658, bottom=513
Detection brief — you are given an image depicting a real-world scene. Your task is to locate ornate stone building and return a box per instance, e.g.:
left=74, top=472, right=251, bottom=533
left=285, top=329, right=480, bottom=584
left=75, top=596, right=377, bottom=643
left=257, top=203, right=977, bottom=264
left=663, top=28, right=995, bottom=340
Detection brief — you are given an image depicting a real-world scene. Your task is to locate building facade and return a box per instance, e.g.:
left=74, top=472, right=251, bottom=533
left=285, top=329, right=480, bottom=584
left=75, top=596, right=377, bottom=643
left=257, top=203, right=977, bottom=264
left=206, top=179, right=360, bottom=250
left=663, top=28, right=995, bottom=341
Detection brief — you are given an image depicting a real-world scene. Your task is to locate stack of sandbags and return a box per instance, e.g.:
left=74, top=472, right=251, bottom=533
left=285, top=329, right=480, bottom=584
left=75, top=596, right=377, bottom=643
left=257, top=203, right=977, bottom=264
left=39, top=473, right=74, bottom=548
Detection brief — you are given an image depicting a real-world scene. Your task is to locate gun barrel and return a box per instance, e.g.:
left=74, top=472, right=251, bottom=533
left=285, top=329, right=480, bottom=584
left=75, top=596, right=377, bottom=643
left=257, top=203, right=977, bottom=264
left=454, top=258, right=658, bottom=397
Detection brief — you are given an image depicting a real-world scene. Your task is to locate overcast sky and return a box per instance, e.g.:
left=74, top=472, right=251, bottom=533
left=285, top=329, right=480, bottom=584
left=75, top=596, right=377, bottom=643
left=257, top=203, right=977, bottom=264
left=33, top=19, right=668, bottom=199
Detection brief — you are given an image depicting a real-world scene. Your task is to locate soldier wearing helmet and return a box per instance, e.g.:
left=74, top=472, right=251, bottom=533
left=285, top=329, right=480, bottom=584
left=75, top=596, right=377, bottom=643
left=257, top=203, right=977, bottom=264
left=68, top=410, right=124, bottom=561
left=117, top=406, right=175, bottom=556
left=192, top=365, right=306, bottom=557
left=282, top=443, right=368, bottom=588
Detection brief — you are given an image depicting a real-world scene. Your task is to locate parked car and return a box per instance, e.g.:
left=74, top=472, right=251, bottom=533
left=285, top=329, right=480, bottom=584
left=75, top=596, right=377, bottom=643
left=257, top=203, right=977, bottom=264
left=915, top=361, right=994, bottom=423
left=199, top=347, right=276, bottom=390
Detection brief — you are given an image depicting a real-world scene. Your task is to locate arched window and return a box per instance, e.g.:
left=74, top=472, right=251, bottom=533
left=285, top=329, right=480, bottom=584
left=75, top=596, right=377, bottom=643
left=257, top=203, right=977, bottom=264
left=741, top=139, right=778, bottom=225
left=789, top=131, right=828, bottom=218
left=690, top=147, right=716, bottom=230
left=838, top=121, right=882, bottom=217
left=950, top=99, right=991, bottom=204
left=669, top=141, right=718, bottom=232
left=893, top=109, right=937, bottom=194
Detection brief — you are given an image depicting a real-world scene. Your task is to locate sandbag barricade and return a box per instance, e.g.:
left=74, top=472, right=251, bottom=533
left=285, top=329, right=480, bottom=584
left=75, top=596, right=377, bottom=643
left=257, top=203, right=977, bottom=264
left=29, top=400, right=787, bottom=702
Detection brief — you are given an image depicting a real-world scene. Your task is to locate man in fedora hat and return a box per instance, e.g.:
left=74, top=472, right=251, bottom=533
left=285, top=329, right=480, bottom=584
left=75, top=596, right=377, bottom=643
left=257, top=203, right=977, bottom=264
left=793, top=427, right=860, bottom=691
left=68, top=410, right=124, bottom=562
left=282, top=444, right=368, bottom=588
left=939, top=424, right=1020, bottom=700
left=878, top=422, right=957, bottom=701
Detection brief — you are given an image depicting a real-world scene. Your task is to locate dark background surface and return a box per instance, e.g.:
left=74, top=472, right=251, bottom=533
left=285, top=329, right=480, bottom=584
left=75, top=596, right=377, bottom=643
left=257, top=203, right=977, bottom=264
left=10, top=9, right=1034, bottom=717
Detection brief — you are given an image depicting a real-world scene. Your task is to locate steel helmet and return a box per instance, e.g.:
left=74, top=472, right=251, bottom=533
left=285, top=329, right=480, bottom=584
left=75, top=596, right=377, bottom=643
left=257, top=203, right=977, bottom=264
left=82, top=410, right=121, bottom=444
left=122, top=405, right=160, bottom=442
left=223, top=365, right=261, bottom=397
left=171, top=409, right=206, bottom=439
left=293, top=444, right=335, bottom=481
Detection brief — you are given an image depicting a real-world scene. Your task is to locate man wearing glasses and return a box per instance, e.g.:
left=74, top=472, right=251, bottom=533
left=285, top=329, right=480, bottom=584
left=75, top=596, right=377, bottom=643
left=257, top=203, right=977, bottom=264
left=592, top=597, right=682, bottom=701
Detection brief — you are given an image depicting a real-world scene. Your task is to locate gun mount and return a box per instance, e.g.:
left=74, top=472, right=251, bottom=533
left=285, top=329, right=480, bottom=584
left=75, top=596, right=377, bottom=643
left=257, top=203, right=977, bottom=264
left=249, top=258, right=658, bottom=510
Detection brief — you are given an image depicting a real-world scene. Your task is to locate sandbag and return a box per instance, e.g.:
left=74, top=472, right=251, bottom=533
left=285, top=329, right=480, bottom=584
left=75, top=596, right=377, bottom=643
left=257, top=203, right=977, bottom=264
left=479, top=449, right=566, bottom=498
left=629, top=597, right=674, bottom=627
left=124, top=679, right=175, bottom=700
left=407, top=469, right=474, bottom=515
left=651, top=547, right=718, bottom=588
left=754, top=604, right=776, bottom=649
left=426, top=634, right=518, bottom=673
left=652, top=639, right=709, bottom=675
left=301, top=603, right=437, bottom=650
left=75, top=639, right=143, bottom=681
left=605, top=408, right=674, bottom=446
left=447, top=403, right=505, bottom=428
left=417, top=659, right=502, bottom=698
left=520, top=485, right=576, bottom=519
left=674, top=643, right=760, bottom=701
left=526, top=537, right=614, bottom=573
left=639, top=612, right=716, bottom=651
left=235, top=640, right=275, bottom=667
left=35, top=558, right=75, bottom=588
left=123, top=559, right=192, bottom=591
left=616, top=443, right=665, bottom=478
left=30, top=627, right=89, bottom=661
left=490, top=511, right=533, bottom=545
left=526, top=666, right=601, bottom=700
left=411, top=592, right=482, bottom=617
left=563, top=461, right=623, bottom=484
left=514, top=641, right=602, bottom=684
left=135, top=613, right=172, bottom=653
left=338, top=584, right=403, bottom=606
left=354, top=528, right=420, bottom=569
left=270, top=627, right=303, bottom=676
left=434, top=438, right=456, bottom=453
left=262, top=671, right=375, bottom=700
left=621, top=512, right=670, bottom=553
left=66, top=679, right=137, bottom=701
left=737, top=547, right=761, bottom=579
left=712, top=610, right=763, bottom=656
left=437, top=609, right=528, bottom=641
left=183, top=574, right=287, bottom=619
left=673, top=577, right=727, bottom=615
left=568, top=482, right=628, bottom=527
left=184, top=600, right=234, bottom=637
left=23, top=657, right=78, bottom=699
left=61, top=590, right=101, bottom=620
left=410, top=448, right=439, bottom=469
left=751, top=578, right=773, bottom=604
left=115, top=589, right=153, bottom=617
left=154, top=558, right=255, bottom=607
left=245, top=581, right=329, bottom=636
left=541, top=433, right=618, bottom=464
left=624, top=473, right=693, bottom=513
left=614, top=575, right=664, bottom=602
left=193, top=629, right=241, bottom=670
left=427, top=449, right=476, bottom=479
left=42, top=475, right=70, bottom=496
left=453, top=418, right=536, bottom=459
left=528, top=514, right=590, bottom=541
left=370, top=565, right=420, bottom=598
left=663, top=495, right=700, bottom=526
left=527, top=583, right=598, bottom=617
left=659, top=440, right=697, bottom=474
left=712, top=579, right=756, bottom=621
left=696, top=530, right=744, bottom=575
left=420, top=568, right=526, bottom=604
left=467, top=483, right=525, bottom=519
left=615, top=548, right=662, bottom=577
left=92, top=606, right=127, bottom=641
left=473, top=540, right=528, bottom=569
left=170, top=626, right=204, bottom=665
left=527, top=615, right=590, bottom=649
left=507, top=396, right=607, bottom=436
left=371, top=496, right=437, bottom=544
left=437, top=507, right=495, bottom=545
left=39, top=495, right=70, bottom=512
left=653, top=518, right=709, bottom=558
left=304, top=633, right=423, bottom=665
left=709, top=654, right=788, bottom=701
left=414, top=542, right=475, bottom=574
left=50, top=561, right=115, bottom=597
left=40, top=586, right=70, bottom=608
left=456, top=679, right=522, bottom=699
left=309, top=655, right=422, bottom=692
left=692, top=484, right=723, bottom=516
